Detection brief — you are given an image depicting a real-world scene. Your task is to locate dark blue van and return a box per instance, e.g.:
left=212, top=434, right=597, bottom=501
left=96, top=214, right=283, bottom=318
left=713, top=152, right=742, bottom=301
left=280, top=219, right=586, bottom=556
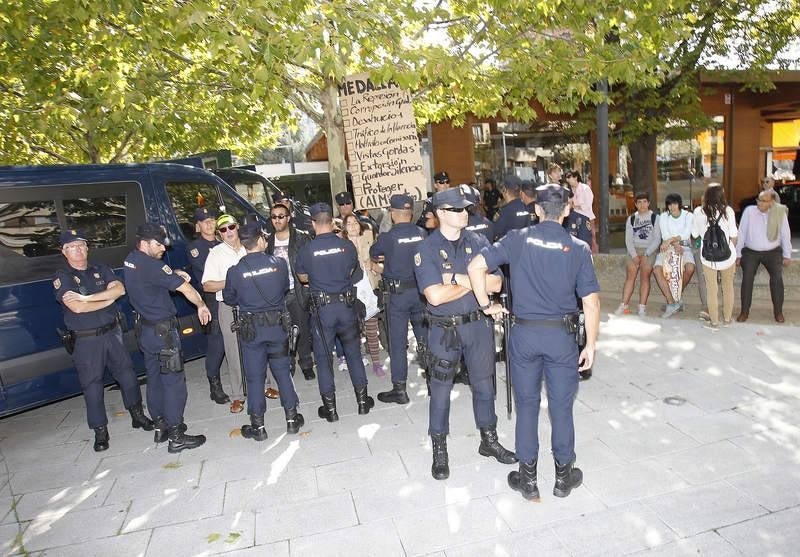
left=0, top=163, right=271, bottom=416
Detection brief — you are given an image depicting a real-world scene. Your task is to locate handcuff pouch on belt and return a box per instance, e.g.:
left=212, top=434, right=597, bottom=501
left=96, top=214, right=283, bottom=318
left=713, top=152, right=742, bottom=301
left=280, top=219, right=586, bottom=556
left=426, top=354, right=460, bottom=382
left=142, top=317, right=183, bottom=374
left=427, top=310, right=482, bottom=351
left=232, top=312, right=256, bottom=342
left=57, top=328, right=76, bottom=355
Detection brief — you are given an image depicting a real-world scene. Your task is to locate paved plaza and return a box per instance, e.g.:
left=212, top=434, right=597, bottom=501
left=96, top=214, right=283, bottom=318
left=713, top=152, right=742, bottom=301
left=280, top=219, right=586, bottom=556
left=1, top=311, right=799, bottom=556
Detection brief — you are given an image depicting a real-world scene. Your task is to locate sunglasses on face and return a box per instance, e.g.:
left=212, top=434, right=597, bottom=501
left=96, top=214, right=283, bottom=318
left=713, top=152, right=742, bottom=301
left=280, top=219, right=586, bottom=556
left=338, top=201, right=352, bottom=206
left=271, top=214, right=289, bottom=220
left=436, top=180, right=449, bottom=185
left=218, top=224, right=237, bottom=233
left=439, top=206, right=467, bottom=213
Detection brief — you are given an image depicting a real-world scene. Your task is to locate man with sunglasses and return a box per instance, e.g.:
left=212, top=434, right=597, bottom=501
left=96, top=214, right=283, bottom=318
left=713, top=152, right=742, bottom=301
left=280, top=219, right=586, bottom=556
left=201, top=214, right=248, bottom=413
left=124, top=224, right=209, bottom=453
left=54, top=229, right=153, bottom=452
left=270, top=191, right=313, bottom=233
left=265, top=203, right=315, bottom=380
left=416, top=171, right=451, bottom=230
left=413, top=186, right=517, bottom=480
left=186, top=207, right=230, bottom=405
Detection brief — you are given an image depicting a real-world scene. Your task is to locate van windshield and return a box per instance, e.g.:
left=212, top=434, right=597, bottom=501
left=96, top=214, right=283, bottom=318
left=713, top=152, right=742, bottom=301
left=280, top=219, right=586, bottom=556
left=229, top=181, right=271, bottom=218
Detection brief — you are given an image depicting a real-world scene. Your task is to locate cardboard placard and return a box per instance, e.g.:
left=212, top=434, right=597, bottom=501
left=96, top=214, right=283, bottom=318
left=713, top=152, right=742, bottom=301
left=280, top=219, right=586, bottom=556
left=339, top=73, right=426, bottom=209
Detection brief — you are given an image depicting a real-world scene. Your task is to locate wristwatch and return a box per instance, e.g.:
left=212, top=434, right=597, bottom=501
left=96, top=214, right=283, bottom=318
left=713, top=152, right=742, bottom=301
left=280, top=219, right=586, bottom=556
left=450, top=273, right=457, bottom=285
left=478, top=301, right=491, bottom=311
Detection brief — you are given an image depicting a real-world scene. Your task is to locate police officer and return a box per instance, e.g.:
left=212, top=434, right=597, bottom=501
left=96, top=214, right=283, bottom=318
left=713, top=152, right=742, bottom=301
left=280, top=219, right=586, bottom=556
left=124, top=223, right=210, bottom=453
left=468, top=184, right=601, bottom=500
left=493, top=174, right=532, bottom=241
left=265, top=202, right=315, bottom=381
left=563, top=187, right=593, bottom=245
left=295, top=203, right=373, bottom=421
left=54, top=230, right=153, bottom=452
left=186, top=207, right=230, bottom=404
left=416, top=171, right=451, bottom=230
left=413, top=186, right=517, bottom=480
left=463, top=186, right=495, bottom=242
left=369, top=194, right=427, bottom=404
left=222, top=222, right=304, bottom=440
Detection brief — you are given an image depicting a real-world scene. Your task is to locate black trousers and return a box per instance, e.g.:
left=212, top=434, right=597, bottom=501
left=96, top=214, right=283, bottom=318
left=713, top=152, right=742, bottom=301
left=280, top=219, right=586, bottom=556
left=740, top=247, right=784, bottom=314
left=286, top=290, right=314, bottom=371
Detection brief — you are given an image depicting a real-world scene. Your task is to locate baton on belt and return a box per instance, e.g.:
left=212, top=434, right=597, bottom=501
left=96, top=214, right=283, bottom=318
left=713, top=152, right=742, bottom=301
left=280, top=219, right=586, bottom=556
left=231, top=306, right=247, bottom=397
left=500, top=290, right=512, bottom=420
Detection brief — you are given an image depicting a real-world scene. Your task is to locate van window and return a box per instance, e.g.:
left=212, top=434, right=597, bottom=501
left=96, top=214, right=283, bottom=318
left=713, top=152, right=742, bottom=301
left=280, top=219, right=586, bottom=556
left=165, top=182, right=220, bottom=240
left=228, top=180, right=272, bottom=218
left=0, top=200, right=61, bottom=259
left=220, top=188, right=250, bottom=224
left=63, top=196, right=126, bottom=249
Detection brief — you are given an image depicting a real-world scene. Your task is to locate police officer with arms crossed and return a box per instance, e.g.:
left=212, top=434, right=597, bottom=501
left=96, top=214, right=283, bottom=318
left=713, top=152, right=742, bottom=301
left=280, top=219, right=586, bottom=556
left=468, top=184, right=600, bottom=500
left=186, top=207, right=230, bottom=404
left=295, top=203, right=374, bottom=421
left=414, top=185, right=517, bottom=480
left=222, top=222, right=304, bottom=440
left=54, top=230, right=154, bottom=452
left=124, top=223, right=210, bottom=453
left=369, top=193, right=428, bottom=404
left=265, top=202, right=315, bottom=380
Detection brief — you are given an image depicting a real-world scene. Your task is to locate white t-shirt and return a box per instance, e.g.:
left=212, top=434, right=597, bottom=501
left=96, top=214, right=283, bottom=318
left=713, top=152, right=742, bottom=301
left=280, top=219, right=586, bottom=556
left=273, top=236, right=294, bottom=290
left=658, top=209, right=693, bottom=246
left=202, top=242, right=247, bottom=301
left=691, top=205, right=738, bottom=270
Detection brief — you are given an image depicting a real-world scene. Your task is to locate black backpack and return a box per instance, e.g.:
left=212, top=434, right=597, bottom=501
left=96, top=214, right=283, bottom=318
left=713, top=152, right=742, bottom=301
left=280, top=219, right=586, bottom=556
left=702, top=214, right=731, bottom=262
left=630, top=213, right=657, bottom=227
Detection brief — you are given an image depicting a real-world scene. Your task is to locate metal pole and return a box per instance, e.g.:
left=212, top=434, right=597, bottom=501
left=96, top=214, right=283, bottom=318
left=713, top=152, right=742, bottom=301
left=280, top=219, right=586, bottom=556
left=502, top=132, right=508, bottom=170
left=597, top=78, right=610, bottom=253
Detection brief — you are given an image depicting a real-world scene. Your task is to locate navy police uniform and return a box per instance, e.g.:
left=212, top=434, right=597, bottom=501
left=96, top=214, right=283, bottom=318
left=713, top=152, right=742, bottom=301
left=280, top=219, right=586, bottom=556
left=369, top=194, right=427, bottom=388
left=480, top=187, right=599, bottom=470
left=124, top=227, right=189, bottom=430
left=464, top=186, right=495, bottom=242
left=53, top=231, right=145, bottom=437
left=413, top=188, right=500, bottom=437
left=563, top=210, right=593, bottom=245
left=493, top=175, right=532, bottom=241
left=222, top=227, right=299, bottom=421
left=186, top=208, right=226, bottom=386
left=295, top=203, right=369, bottom=417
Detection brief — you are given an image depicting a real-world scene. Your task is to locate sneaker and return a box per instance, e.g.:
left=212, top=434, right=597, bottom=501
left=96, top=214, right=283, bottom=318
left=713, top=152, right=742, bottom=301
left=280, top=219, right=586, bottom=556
left=614, top=304, right=630, bottom=315
left=703, top=322, right=720, bottom=331
left=662, top=303, right=680, bottom=319
left=637, top=304, right=647, bottom=317
left=722, top=319, right=733, bottom=328
left=337, top=356, right=348, bottom=372
left=678, top=301, right=686, bottom=312
left=698, top=310, right=711, bottom=322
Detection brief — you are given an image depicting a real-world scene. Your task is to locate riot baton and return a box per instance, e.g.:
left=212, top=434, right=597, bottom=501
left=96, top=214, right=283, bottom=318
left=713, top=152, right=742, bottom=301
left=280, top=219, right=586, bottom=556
left=311, top=300, right=334, bottom=375
left=230, top=306, right=247, bottom=397
left=499, top=291, right=512, bottom=420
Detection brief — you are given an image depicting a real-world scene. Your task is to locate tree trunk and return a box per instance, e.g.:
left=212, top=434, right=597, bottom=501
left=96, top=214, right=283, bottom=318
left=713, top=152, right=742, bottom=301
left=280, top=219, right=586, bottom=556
left=320, top=78, right=347, bottom=205
left=628, top=133, right=658, bottom=201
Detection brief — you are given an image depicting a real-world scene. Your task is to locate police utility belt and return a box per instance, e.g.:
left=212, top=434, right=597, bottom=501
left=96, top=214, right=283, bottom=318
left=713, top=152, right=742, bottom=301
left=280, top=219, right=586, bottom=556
left=380, top=278, right=417, bottom=294
left=57, top=320, right=119, bottom=355
left=310, top=289, right=356, bottom=308
left=512, top=312, right=586, bottom=346
left=426, top=309, right=485, bottom=353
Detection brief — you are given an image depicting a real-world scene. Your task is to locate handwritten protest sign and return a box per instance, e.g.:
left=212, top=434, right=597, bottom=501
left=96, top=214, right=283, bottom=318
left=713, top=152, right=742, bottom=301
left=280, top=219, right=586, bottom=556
left=339, top=73, right=426, bottom=209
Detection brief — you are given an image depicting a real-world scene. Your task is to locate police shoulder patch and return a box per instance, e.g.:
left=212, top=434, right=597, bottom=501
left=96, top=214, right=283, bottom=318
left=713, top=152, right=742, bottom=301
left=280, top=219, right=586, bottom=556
left=414, top=253, right=421, bottom=266
left=162, top=265, right=173, bottom=275
left=465, top=246, right=472, bottom=254
left=93, top=272, right=100, bottom=279
left=53, top=278, right=61, bottom=289
left=190, top=248, right=199, bottom=258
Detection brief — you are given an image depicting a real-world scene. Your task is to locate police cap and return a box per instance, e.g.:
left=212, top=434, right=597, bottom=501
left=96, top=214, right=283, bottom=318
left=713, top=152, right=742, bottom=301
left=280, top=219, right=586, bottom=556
left=271, top=191, right=289, bottom=203
left=535, top=184, right=571, bottom=204
left=237, top=221, right=263, bottom=242
left=433, top=184, right=473, bottom=209
left=390, top=194, right=414, bottom=210
left=334, top=191, right=353, bottom=205
left=59, top=229, right=87, bottom=245
left=461, top=185, right=480, bottom=205
left=433, top=171, right=450, bottom=183
left=194, top=207, right=218, bottom=222
left=310, top=202, right=333, bottom=217
left=502, top=174, right=523, bottom=193
left=136, top=223, right=170, bottom=246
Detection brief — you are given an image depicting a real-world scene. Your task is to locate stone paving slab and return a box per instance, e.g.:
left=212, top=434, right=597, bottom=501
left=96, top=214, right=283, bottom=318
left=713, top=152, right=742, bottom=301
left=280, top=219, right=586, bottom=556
left=0, top=314, right=799, bottom=555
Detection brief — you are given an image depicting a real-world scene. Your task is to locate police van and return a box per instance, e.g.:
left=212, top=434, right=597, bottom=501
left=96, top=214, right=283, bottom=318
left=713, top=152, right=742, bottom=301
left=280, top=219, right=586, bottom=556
left=0, top=163, right=274, bottom=416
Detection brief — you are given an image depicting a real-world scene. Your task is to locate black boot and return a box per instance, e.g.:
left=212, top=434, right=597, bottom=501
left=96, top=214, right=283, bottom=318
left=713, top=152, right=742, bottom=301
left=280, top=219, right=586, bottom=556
left=167, top=424, right=206, bottom=453
left=431, top=433, right=449, bottom=480
left=241, top=414, right=268, bottom=442
left=154, top=417, right=186, bottom=443
left=285, top=407, right=305, bottom=434
left=579, top=368, right=592, bottom=381
left=478, top=427, right=518, bottom=464
left=317, top=393, right=339, bottom=422
left=93, top=426, right=109, bottom=452
left=208, top=376, right=231, bottom=404
left=354, top=386, right=375, bottom=415
left=553, top=459, right=583, bottom=498
left=302, top=367, right=316, bottom=380
left=129, top=402, right=154, bottom=431
left=508, top=459, right=539, bottom=500
left=377, top=381, right=409, bottom=404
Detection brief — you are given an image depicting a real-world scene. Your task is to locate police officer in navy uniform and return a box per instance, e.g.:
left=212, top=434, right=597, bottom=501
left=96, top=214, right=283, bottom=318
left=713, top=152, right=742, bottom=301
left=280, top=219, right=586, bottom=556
left=222, top=222, right=304, bottom=440
left=563, top=186, right=593, bottom=245
left=493, top=175, right=532, bottom=241
left=124, top=223, right=210, bottom=453
left=413, top=186, right=517, bottom=480
left=369, top=194, right=427, bottom=404
left=186, top=207, right=230, bottom=404
left=464, top=186, right=495, bottom=242
left=54, top=230, right=154, bottom=452
left=468, top=185, right=601, bottom=500
left=416, top=171, right=451, bottom=230
left=295, top=203, right=373, bottom=421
